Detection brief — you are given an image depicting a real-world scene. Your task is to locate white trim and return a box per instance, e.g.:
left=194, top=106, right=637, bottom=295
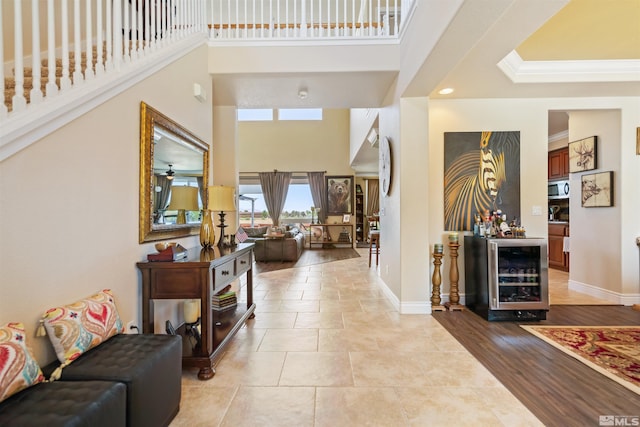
left=498, top=50, right=640, bottom=84
left=548, top=130, right=569, bottom=143
left=568, top=279, right=640, bottom=306
left=401, top=301, right=431, bottom=314
left=0, top=34, right=206, bottom=162
left=378, top=279, right=400, bottom=312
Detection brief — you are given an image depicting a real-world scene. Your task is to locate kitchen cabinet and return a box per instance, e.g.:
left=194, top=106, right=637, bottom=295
left=548, top=147, right=569, bottom=180
left=548, top=223, right=569, bottom=271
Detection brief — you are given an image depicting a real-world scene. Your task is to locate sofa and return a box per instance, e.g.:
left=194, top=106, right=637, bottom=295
left=243, top=225, right=306, bottom=262
left=0, top=290, right=182, bottom=427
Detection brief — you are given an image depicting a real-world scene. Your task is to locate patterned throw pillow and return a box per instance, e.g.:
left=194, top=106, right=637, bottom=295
left=42, top=289, right=124, bottom=368
left=0, top=322, right=45, bottom=403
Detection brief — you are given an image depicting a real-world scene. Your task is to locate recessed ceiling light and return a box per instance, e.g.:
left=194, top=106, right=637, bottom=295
left=438, top=88, right=454, bottom=95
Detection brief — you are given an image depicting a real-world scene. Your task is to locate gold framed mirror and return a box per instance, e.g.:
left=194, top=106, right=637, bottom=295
left=139, top=102, right=209, bottom=243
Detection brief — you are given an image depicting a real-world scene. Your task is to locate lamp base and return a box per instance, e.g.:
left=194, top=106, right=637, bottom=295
left=176, top=209, right=186, bottom=224
left=216, top=211, right=228, bottom=248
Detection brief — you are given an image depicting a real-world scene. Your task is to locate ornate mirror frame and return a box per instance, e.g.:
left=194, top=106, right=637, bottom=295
left=139, top=102, right=209, bottom=243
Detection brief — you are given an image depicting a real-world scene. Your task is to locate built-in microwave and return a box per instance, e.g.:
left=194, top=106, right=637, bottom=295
left=548, top=180, right=570, bottom=199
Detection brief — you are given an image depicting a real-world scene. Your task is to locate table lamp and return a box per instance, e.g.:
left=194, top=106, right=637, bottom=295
left=167, top=186, right=199, bottom=224
left=208, top=185, right=236, bottom=248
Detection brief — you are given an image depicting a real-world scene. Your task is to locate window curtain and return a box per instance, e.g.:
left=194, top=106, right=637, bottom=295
left=196, top=176, right=204, bottom=209
left=259, top=171, right=292, bottom=226
left=366, top=179, right=379, bottom=216
left=154, top=175, right=172, bottom=223
left=307, top=172, right=327, bottom=224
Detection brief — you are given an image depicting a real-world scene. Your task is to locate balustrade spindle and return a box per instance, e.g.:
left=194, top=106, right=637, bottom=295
left=269, top=0, right=273, bottom=38
left=96, top=0, right=105, bottom=73
left=130, top=0, right=137, bottom=61
left=113, top=0, right=122, bottom=70
left=31, top=0, right=43, bottom=104
left=105, top=0, right=113, bottom=70
left=0, top=1, right=6, bottom=117
left=12, top=0, right=26, bottom=112
left=86, top=0, right=96, bottom=76
left=60, top=0, right=72, bottom=88
left=45, top=0, right=58, bottom=98
left=72, top=0, right=83, bottom=83
left=124, top=0, right=131, bottom=63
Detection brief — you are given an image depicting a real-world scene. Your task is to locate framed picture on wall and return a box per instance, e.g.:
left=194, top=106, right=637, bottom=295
left=581, top=171, right=613, bottom=207
left=568, top=136, right=597, bottom=173
left=325, top=175, right=353, bottom=215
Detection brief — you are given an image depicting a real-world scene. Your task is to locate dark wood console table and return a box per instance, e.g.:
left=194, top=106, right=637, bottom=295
left=136, top=243, right=255, bottom=380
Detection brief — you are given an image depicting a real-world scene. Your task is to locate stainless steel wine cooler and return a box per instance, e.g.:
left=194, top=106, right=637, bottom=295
left=464, top=236, right=549, bottom=321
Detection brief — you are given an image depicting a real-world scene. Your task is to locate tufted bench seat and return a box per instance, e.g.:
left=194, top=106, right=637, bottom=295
left=0, top=380, right=126, bottom=427
left=43, top=334, right=183, bottom=427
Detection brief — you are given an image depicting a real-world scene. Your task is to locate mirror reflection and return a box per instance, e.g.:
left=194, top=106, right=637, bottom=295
left=139, top=102, right=209, bottom=243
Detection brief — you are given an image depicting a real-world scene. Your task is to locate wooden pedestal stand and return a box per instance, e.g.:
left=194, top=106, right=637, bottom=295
left=444, top=242, right=465, bottom=311
left=431, top=252, right=446, bottom=311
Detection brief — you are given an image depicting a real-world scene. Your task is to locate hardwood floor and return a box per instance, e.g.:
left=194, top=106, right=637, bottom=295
left=433, top=306, right=640, bottom=427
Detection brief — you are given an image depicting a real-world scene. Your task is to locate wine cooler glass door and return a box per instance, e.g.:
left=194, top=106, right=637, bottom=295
left=488, top=239, right=549, bottom=311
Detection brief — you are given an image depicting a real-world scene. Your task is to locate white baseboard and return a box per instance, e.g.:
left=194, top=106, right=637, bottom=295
left=568, top=280, right=640, bottom=305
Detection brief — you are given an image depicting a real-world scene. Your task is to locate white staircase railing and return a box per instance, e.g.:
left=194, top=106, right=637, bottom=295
left=208, top=0, right=412, bottom=40
left=1, top=0, right=415, bottom=160
left=2, top=0, right=207, bottom=117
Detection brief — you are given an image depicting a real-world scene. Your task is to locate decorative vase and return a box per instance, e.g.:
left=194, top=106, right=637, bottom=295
left=199, top=210, right=215, bottom=248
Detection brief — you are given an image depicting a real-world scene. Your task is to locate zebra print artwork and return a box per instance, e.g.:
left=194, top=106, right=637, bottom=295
left=444, top=131, right=521, bottom=231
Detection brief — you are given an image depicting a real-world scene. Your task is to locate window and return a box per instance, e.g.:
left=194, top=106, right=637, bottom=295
left=277, top=108, right=323, bottom=121
left=239, top=181, right=314, bottom=226
left=237, top=108, right=323, bottom=122
left=237, top=109, right=273, bottom=121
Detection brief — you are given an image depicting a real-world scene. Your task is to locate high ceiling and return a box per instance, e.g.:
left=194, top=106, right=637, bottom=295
left=211, top=0, right=640, bottom=171
left=517, top=0, right=640, bottom=61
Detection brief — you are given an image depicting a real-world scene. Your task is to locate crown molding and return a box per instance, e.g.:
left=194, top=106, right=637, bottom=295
left=498, top=50, right=640, bottom=84
left=548, top=130, right=569, bottom=143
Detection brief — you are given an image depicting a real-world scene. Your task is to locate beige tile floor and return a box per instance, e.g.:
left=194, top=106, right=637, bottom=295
left=547, top=268, right=614, bottom=305
left=170, top=249, right=543, bottom=427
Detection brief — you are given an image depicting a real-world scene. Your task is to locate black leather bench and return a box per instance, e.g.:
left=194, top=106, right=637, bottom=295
left=0, top=333, right=182, bottom=427
left=47, top=334, right=183, bottom=427
left=0, top=380, right=127, bottom=427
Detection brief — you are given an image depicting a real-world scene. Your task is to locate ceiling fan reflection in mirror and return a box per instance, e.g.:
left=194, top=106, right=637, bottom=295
left=166, top=164, right=175, bottom=180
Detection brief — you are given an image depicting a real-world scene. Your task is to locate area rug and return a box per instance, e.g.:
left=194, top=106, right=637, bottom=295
left=254, top=248, right=361, bottom=273
left=521, top=325, right=640, bottom=395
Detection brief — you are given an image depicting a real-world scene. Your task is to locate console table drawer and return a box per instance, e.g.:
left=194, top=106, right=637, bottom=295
left=213, top=259, right=235, bottom=288
left=236, top=252, right=252, bottom=275
left=150, top=269, right=202, bottom=298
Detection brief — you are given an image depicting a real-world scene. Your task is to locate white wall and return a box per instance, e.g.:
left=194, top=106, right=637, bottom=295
left=237, top=109, right=354, bottom=175
left=567, top=110, right=622, bottom=297
left=349, top=108, right=379, bottom=164
left=0, top=45, right=212, bottom=363
left=213, top=106, right=240, bottom=234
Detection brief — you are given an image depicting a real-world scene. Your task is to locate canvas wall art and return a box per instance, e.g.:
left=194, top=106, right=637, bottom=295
left=444, top=131, right=521, bottom=231
left=581, top=171, right=613, bottom=207
left=325, top=175, right=353, bottom=215
left=568, top=135, right=597, bottom=173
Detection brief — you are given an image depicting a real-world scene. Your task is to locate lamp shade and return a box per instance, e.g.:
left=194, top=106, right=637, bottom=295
left=167, top=186, right=199, bottom=211
left=208, top=185, right=236, bottom=212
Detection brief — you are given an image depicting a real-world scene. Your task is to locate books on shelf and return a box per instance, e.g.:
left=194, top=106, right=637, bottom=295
left=212, top=289, right=237, bottom=311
